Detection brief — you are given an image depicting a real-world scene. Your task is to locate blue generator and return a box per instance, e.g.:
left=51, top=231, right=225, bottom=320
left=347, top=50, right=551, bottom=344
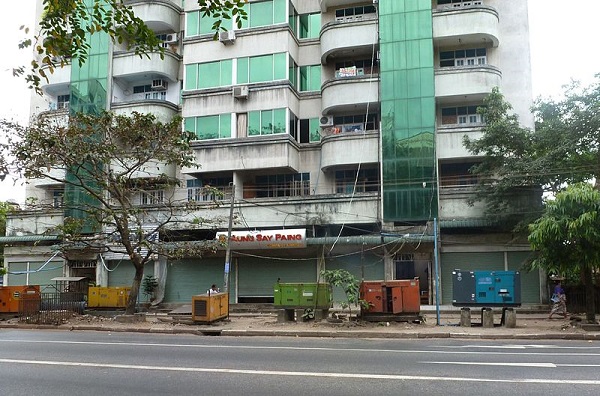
left=452, top=270, right=521, bottom=307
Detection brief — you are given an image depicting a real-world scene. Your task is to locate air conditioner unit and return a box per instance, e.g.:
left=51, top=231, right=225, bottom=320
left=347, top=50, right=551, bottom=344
left=151, top=79, right=168, bottom=91
left=165, top=33, right=178, bottom=43
left=319, top=116, right=334, bottom=128
left=232, top=85, right=248, bottom=99
left=219, top=30, right=236, bottom=45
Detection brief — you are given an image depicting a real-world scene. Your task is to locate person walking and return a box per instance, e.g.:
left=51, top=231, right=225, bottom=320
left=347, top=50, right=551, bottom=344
left=548, top=280, right=568, bottom=319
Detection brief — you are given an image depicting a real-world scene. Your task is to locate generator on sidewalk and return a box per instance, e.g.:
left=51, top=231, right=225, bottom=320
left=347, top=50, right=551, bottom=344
left=452, top=270, right=521, bottom=307
left=359, top=279, right=421, bottom=322
left=191, top=292, right=229, bottom=323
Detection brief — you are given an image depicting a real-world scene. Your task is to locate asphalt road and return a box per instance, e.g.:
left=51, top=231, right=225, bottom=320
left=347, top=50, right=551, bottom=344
left=1, top=329, right=599, bottom=395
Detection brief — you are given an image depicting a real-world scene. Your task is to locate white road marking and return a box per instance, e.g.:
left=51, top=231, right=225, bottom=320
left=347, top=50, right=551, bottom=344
left=422, top=361, right=557, bottom=368
left=558, top=364, right=600, bottom=367
left=441, top=344, right=600, bottom=350
left=3, top=339, right=600, bottom=357
left=1, top=358, right=600, bottom=385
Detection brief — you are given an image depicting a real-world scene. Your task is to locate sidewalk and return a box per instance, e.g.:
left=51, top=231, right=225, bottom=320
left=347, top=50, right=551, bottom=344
left=2, top=306, right=599, bottom=340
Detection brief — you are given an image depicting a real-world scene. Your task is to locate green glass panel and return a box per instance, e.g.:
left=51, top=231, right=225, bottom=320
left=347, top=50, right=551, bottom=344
left=185, top=64, right=198, bottom=90
left=309, top=14, right=321, bottom=38
left=200, top=12, right=232, bottom=35
left=248, top=111, right=260, bottom=136
left=221, top=59, right=232, bottom=86
left=299, top=66, right=308, bottom=91
left=274, top=0, right=286, bottom=24
left=273, top=108, right=286, bottom=134
left=198, top=62, right=219, bottom=88
left=274, top=53, right=287, bottom=80
left=310, top=65, right=321, bottom=91
left=251, top=1, right=273, bottom=27
left=261, top=110, right=273, bottom=134
left=379, top=0, right=436, bottom=222
left=299, top=14, right=309, bottom=38
left=186, top=11, right=199, bottom=36
left=309, top=118, right=320, bottom=142
left=237, top=57, right=249, bottom=84
left=250, top=54, right=273, bottom=83
left=198, top=115, right=219, bottom=140
left=220, top=114, right=232, bottom=138
left=184, top=118, right=196, bottom=135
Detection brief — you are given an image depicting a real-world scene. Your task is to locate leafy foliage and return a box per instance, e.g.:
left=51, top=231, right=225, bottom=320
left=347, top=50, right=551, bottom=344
left=528, top=183, right=600, bottom=322
left=0, top=111, right=223, bottom=313
left=320, top=269, right=368, bottom=318
left=14, top=0, right=248, bottom=94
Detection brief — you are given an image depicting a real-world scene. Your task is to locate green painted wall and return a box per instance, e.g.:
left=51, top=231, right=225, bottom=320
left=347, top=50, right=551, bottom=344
left=379, top=0, right=437, bottom=222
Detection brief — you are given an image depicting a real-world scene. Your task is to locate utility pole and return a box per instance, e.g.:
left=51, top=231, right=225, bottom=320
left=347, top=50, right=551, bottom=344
left=223, top=185, right=235, bottom=293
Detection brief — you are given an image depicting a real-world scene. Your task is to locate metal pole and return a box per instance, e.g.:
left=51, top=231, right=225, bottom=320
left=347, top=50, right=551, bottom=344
left=223, top=185, right=235, bottom=293
left=434, top=217, right=441, bottom=325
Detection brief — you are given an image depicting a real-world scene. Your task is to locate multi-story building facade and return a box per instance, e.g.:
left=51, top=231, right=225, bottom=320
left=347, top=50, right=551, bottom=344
left=1, top=0, right=543, bottom=305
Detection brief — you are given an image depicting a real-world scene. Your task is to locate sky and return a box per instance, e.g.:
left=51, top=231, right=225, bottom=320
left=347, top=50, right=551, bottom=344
left=1, top=0, right=599, bottom=204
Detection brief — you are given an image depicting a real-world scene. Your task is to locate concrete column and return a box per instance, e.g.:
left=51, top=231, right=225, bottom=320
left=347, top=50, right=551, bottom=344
left=482, top=308, right=494, bottom=328
left=504, top=308, right=517, bottom=328
left=232, top=172, right=243, bottom=199
left=460, top=307, right=471, bottom=327
left=383, top=247, right=394, bottom=281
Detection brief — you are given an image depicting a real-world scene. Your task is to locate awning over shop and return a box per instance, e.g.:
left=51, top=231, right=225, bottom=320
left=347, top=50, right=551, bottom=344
left=0, top=235, right=60, bottom=244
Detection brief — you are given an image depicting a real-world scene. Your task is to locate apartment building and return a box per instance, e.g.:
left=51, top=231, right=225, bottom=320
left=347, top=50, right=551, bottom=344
left=1, top=0, right=543, bottom=305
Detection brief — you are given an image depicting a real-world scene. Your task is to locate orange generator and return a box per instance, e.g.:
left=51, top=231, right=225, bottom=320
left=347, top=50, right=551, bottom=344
left=0, top=285, right=41, bottom=313
left=360, top=279, right=421, bottom=321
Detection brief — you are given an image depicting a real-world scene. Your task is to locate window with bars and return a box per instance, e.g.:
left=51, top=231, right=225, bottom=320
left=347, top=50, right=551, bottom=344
left=140, top=190, right=164, bottom=205
left=441, top=106, right=484, bottom=125
left=335, top=168, right=379, bottom=194
left=254, top=173, right=310, bottom=198
left=440, top=48, right=487, bottom=67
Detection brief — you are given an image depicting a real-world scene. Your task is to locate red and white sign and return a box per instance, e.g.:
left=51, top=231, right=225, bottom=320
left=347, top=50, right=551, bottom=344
left=216, top=229, right=307, bottom=250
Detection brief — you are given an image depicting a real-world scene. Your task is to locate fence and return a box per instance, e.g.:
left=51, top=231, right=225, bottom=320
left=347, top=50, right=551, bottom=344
left=18, top=292, right=86, bottom=325
left=565, top=286, right=600, bottom=314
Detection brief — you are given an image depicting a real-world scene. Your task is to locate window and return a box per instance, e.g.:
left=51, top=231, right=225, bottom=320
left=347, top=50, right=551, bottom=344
left=335, top=5, right=377, bottom=22
left=241, top=0, right=287, bottom=29
left=335, top=168, right=379, bottom=194
left=185, top=10, right=233, bottom=37
left=441, top=106, right=483, bottom=125
left=440, top=48, right=486, bottom=67
left=299, top=13, right=320, bottom=39
left=237, top=53, right=287, bottom=84
left=133, top=85, right=167, bottom=101
left=437, top=0, right=483, bottom=8
left=333, top=114, right=378, bottom=132
left=300, top=65, right=321, bottom=92
left=187, top=178, right=233, bottom=201
left=248, top=108, right=287, bottom=136
left=140, top=190, right=164, bottom=205
left=185, top=114, right=232, bottom=140
left=297, top=118, right=321, bottom=143
left=52, top=190, right=63, bottom=208
left=334, top=59, right=378, bottom=77
left=289, top=56, right=298, bottom=89
left=185, top=59, right=233, bottom=90
left=439, top=162, right=479, bottom=187
left=57, top=95, right=70, bottom=110
left=255, top=173, right=310, bottom=198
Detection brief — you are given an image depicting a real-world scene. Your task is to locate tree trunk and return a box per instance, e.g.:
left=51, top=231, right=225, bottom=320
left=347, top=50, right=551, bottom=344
left=582, top=265, right=597, bottom=323
left=125, top=263, right=145, bottom=315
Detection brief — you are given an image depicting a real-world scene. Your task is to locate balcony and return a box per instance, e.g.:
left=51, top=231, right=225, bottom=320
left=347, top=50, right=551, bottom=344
left=125, top=0, right=181, bottom=33
left=112, top=51, right=179, bottom=83
left=6, top=209, right=64, bottom=236
left=111, top=97, right=179, bottom=122
left=29, top=168, right=67, bottom=189
left=321, top=130, right=379, bottom=171
left=319, top=0, right=361, bottom=11
left=320, top=18, right=378, bottom=64
left=321, top=76, right=379, bottom=115
left=182, top=134, right=301, bottom=174
left=434, top=65, right=501, bottom=104
left=40, top=64, right=71, bottom=96
left=111, top=159, right=177, bottom=180
left=438, top=186, right=486, bottom=221
left=436, top=125, right=483, bottom=159
left=433, top=5, right=500, bottom=48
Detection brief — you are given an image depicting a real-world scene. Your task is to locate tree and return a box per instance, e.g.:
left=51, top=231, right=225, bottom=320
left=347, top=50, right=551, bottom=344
left=15, top=0, right=248, bottom=94
left=320, top=269, right=367, bottom=319
left=0, top=201, right=11, bottom=277
left=528, top=183, right=600, bottom=323
left=0, top=111, right=223, bottom=314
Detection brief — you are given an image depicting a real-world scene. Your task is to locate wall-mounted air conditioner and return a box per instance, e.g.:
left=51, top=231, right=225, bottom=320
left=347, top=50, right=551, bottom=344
left=219, top=30, right=236, bottom=45
left=232, top=85, right=248, bottom=99
left=319, top=116, right=334, bottom=128
left=165, top=33, right=178, bottom=43
left=151, top=79, right=168, bottom=91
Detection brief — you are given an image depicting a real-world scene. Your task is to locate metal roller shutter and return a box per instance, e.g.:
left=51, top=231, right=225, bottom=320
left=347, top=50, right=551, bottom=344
left=164, top=259, right=223, bottom=303
left=325, top=253, right=385, bottom=303
left=238, top=257, right=317, bottom=299
left=440, top=252, right=505, bottom=304
left=508, top=251, right=541, bottom=304
left=107, top=261, right=153, bottom=287
left=7, top=262, right=63, bottom=287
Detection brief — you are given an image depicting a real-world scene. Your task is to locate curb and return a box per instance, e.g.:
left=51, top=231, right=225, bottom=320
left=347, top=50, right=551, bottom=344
left=2, top=324, right=599, bottom=340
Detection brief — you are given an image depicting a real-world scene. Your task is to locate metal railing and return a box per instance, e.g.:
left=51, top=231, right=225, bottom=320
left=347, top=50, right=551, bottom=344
left=18, top=292, right=86, bottom=325
left=564, top=286, right=600, bottom=314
